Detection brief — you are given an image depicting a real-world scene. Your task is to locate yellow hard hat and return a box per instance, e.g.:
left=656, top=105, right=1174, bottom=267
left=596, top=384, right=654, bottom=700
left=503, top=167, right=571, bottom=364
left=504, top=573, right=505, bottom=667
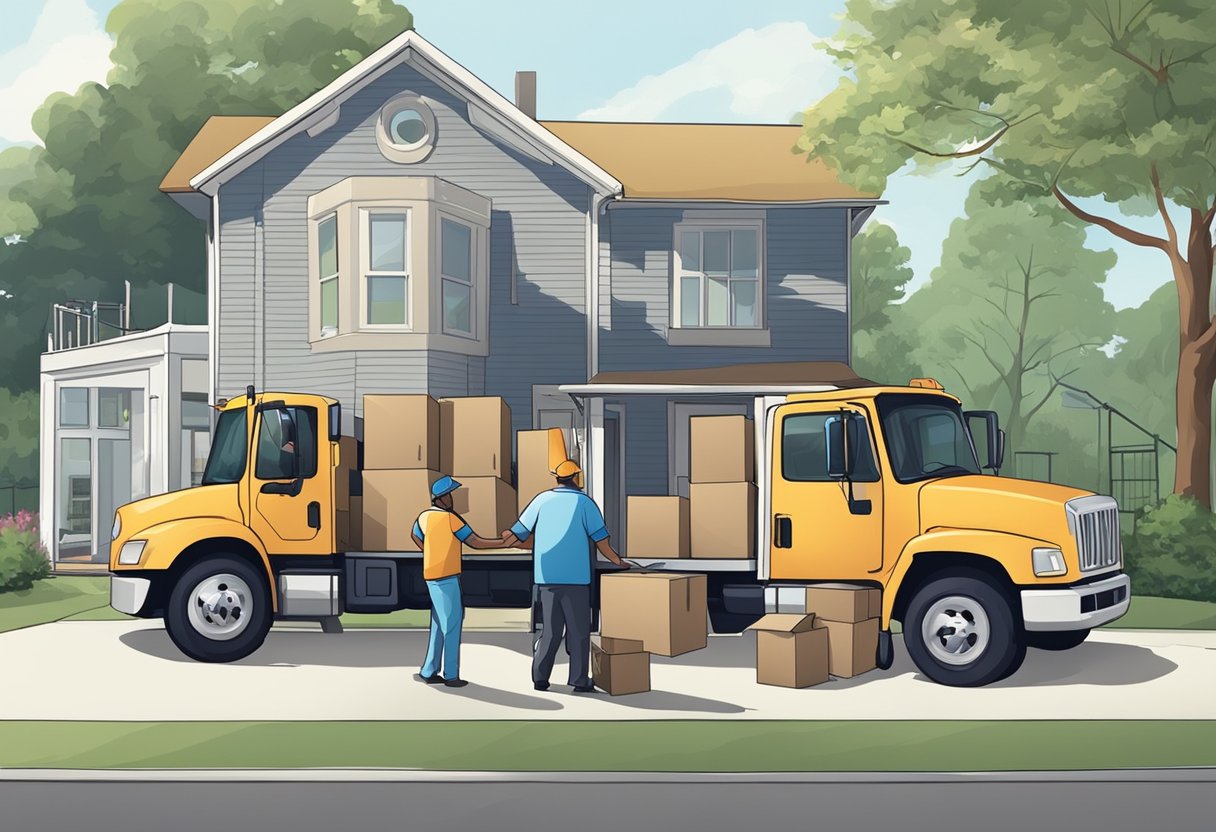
left=553, top=459, right=582, bottom=478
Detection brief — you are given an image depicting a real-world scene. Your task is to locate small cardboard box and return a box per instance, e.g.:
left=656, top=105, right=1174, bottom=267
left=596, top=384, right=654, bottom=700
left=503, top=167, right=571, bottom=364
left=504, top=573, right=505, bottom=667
left=516, top=428, right=568, bottom=513
left=868, top=588, right=882, bottom=620
left=690, top=415, right=755, bottom=483
left=335, top=510, right=350, bottom=551
left=689, top=482, right=757, bottom=558
left=451, top=476, right=517, bottom=540
left=805, top=584, right=874, bottom=624
left=363, top=395, right=440, bottom=471
left=335, top=436, right=358, bottom=510
left=348, top=496, right=363, bottom=551
left=591, top=643, right=651, bottom=695
left=749, top=613, right=830, bottom=688
left=362, top=469, right=442, bottom=551
left=441, top=397, right=512, bottom=479
left=600, top=572, right=708, bottom=657
left=626, top=496, right=690, bottom=558
left=820, top=617, right=880, bottom=678
left=598, top=635, right=646, bottom=654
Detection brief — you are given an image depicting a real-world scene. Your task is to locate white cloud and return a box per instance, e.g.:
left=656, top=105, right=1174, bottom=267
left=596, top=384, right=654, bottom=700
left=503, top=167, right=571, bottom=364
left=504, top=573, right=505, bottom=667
left=578, top=21, right=838, bottom=123
left=0, top=0, right=114, bottom=144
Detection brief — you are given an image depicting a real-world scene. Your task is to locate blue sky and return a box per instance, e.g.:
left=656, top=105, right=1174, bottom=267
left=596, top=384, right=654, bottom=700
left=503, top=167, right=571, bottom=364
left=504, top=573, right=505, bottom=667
left=0, top=0, right=1174, bottom=309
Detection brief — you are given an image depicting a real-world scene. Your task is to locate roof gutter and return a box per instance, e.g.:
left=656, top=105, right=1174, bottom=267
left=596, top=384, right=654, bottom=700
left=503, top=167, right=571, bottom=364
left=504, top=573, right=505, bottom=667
left=559, top=383, right=840, bottom=397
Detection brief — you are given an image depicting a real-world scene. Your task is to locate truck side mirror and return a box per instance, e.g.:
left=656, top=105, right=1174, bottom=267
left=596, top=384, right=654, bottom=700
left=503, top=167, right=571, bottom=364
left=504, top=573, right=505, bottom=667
left=826, top=414, right=857, bottom=479
left=965, top=411, right=1002, bottom=474
left=996, top=429, right=1006, bottom=473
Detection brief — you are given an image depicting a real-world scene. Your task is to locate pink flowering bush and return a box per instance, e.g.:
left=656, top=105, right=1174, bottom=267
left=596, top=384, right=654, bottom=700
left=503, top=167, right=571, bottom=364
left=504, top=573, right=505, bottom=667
left=0, top=510, right=50, bottom=592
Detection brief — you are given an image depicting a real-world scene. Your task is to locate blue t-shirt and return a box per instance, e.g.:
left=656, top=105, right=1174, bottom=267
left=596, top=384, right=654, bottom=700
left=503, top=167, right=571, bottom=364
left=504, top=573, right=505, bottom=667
left=511, top=487, right=609, bottom=586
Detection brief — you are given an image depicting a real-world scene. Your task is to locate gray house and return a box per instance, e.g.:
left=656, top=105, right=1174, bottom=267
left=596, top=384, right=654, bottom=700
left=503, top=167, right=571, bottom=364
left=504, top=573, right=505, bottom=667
left=161, top=30, right=881, bottom=533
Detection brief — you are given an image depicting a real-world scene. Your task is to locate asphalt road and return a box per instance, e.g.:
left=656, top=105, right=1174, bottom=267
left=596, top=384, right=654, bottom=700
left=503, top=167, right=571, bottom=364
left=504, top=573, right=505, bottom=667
left=1, top=774, right=1213, bottom=832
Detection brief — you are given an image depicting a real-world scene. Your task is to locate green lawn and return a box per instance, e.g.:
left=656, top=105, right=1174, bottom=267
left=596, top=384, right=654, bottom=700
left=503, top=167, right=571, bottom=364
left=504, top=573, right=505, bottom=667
left=0, top=720, right=1212, bottom=771
left=1105, top=595, right=1216, bottom=630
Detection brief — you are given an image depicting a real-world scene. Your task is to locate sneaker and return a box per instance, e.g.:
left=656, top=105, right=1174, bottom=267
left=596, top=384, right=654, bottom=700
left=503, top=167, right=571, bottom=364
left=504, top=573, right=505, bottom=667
left=534, top=681, right=550, bottom=691
left=443, top=678, right=469, bottom=688
left=572, top=682, right=598, bottom=693
left=416, top=673, right=444, bottom=685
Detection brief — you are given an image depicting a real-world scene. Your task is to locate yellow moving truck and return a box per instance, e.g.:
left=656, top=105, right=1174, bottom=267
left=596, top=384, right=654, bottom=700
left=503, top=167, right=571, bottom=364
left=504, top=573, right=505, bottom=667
left=110, top=379, right=1130, bottom=687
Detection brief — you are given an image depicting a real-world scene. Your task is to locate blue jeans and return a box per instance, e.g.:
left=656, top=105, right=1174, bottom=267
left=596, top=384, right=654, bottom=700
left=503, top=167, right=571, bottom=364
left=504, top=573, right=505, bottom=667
left=421, top=576, right=464, bottom=680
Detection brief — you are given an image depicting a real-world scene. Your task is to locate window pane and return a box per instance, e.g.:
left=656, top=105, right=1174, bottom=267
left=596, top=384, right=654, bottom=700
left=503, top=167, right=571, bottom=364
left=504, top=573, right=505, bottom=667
left=704, top=231, right=729, bottom=275
left=731, top=279, right=758, bottom=327
left=318, top=216, right=337, bottom=277
left=256, top=407, right=317, bottom=481
left=707, top=277, right=729, bottom=326
left=369, top=214, right=406, bottom=272
left=367, top=276, right=407, bottom=325
left=59, top=388, right=89, bottom=427
left=182, top=395, right=210, bottom=430
left=732, top=230, right=758, bottom=278
left=680, top=276, right=701, bottom=326
left=202, top=409, right=247, bottom=486
left=99, top=389, right=131, bottom=429
left=58, top=437, right=92, bottom=562
left=321, top=277, right=338, bottom=334
left=679, top=231, right=701, bottom=272
left=443, top=279, right=472, bottom=334
left=441, top=219, right=472, bottom=281
left=389, top=108, right=428, bottom=145
left=782, top=413, right=879, bottom=483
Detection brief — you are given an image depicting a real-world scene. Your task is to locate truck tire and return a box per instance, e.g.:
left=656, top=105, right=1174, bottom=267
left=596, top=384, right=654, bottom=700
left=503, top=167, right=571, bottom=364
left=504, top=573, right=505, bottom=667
left=1025, top=629, right=1090, bottom=651
left=165, top=556, right=273, bottom=663
left=903, top=572, right=1025, bottom=687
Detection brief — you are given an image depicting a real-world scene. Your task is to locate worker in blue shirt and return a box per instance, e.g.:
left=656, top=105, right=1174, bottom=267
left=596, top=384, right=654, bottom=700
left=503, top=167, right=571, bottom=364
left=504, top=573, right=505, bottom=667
left=502, top=459, right=629, bottom=692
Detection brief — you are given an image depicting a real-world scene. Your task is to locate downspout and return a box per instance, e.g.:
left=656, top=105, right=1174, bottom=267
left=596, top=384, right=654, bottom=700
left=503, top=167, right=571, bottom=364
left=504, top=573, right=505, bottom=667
left=209, top=191, right=221, bottom=410
left=584, top=189, right=617, bottom=514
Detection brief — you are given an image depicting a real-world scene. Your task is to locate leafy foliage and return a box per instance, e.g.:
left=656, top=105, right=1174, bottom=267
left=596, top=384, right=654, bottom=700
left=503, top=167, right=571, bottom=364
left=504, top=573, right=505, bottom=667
left=1124, top=495, right=1216, bottom=602
left=0, top=511, right=50, bottom=593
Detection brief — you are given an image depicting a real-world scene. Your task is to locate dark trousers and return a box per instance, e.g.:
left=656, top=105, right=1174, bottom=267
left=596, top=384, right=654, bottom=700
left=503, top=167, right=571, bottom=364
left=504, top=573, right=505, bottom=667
left=533, top=584, right=591, bottom=687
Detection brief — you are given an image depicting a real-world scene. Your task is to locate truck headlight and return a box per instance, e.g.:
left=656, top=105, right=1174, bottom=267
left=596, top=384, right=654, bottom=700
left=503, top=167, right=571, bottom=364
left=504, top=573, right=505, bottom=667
left=111, top=513, right=122, bottom=541
left=1032, top=547, right=1067, bottom=577
left=118, top=540, right=146, bottom=566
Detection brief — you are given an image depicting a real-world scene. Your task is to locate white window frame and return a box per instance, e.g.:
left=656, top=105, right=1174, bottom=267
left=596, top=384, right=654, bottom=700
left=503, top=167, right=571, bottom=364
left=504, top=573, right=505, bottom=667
left=360, top=209, right=411, bottom=330
left=316, top=213, right=339, bottom=339
left=439, top=213, right=476, bottom=338
left=671, top=218, right=765, bottom=330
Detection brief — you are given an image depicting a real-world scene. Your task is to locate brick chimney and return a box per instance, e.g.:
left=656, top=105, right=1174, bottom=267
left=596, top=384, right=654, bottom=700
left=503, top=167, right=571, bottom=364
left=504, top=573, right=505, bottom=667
left=515, top=71, right=537, bottom=119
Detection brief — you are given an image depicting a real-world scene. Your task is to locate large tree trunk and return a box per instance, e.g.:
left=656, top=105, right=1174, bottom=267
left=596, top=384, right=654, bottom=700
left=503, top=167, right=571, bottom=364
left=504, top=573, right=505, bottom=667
left=1174, top=338, right=1214, bottom=504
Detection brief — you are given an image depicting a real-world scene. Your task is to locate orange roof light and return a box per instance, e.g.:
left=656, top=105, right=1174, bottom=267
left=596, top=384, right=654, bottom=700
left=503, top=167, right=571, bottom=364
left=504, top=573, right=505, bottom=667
left=908, top=378, right=944, bottom=390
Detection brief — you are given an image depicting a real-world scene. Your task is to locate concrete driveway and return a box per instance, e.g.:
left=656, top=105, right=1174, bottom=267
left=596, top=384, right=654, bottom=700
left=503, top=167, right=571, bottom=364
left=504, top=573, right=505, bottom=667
left=1, top=620, right=1212, bottom=721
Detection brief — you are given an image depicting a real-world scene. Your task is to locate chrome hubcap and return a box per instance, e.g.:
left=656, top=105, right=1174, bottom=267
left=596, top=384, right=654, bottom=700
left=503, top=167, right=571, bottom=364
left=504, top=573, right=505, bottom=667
left=187, top=573, right=253, bottom=641
left=922, top=595, right=990, bottom=666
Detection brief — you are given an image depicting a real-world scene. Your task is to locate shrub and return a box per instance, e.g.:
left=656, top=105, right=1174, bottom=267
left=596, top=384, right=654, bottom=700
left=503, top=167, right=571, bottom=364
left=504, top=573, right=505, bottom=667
left=1123, top=495, right=1216, bottom=603
left=0, top=510, right=50, bottom=593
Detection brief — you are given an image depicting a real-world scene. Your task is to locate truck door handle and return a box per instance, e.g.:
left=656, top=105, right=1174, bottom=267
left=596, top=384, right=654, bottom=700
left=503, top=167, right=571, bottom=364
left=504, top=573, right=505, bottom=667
left=261, top=479, right=302, bottom=496
left=307, top=501, right=321, bottom=530
left=774, top=515, right=793, bottom=549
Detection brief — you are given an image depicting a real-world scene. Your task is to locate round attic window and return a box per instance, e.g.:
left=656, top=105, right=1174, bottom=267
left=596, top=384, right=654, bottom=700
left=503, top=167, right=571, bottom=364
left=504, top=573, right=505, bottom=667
left=377, top=94, right=437, bottom=163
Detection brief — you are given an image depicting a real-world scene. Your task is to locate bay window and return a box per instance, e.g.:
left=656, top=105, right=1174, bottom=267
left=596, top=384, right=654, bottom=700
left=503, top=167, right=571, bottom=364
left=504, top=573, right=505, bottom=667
left=364, top=212, right=409, bottom=327
left=318, top=214, right=338, bottom=337
left=440, top=217, right=474, bottom=336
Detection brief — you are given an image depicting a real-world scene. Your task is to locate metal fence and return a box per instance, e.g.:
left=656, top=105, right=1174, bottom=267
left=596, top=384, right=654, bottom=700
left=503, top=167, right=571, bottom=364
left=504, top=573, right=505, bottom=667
left=0, top=482, right=39, bottom=517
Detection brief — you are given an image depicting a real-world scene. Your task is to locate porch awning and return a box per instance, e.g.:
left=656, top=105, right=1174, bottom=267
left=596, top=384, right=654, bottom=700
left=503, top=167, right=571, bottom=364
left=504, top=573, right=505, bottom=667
left=559, top=361, right=875, bottom=396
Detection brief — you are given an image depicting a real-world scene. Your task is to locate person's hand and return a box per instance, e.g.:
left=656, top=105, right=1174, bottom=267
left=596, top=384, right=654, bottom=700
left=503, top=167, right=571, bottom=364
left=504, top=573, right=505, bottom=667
left=617, top=559, right=632, bottom=569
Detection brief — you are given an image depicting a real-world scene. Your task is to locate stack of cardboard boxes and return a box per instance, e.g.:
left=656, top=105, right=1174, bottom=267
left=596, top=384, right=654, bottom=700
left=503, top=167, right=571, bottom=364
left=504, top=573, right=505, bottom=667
left=334, top=435, right=360, bottom=551
left=515, top=427, right=570, bottom=515
left=442, top=397, right=517, bottom=539
left=689, top=416, right=757, bottom=559
left=590, top=636, right=650, bottom=696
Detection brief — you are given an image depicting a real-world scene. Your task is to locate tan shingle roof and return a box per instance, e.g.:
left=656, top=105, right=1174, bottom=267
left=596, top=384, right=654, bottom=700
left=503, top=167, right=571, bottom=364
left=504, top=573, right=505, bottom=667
left=160, top=116, right=275, bottom=193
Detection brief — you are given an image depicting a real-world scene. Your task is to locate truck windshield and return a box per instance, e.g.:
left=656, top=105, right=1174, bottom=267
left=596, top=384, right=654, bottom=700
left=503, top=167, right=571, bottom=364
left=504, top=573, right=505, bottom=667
left=875, top=393, right=981, bottom=484
left=201, top=409, right=248, bottom=485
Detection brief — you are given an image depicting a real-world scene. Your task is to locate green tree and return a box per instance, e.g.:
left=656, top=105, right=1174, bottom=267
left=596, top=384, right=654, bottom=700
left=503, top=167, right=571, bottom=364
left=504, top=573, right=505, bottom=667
left=902, top=181, right=1116, bottom=455
left=849, top=221, right=920, bottom=384
left=798, top=0, right=1216, bottom=505
left=0, top=0, right=413, bottom=393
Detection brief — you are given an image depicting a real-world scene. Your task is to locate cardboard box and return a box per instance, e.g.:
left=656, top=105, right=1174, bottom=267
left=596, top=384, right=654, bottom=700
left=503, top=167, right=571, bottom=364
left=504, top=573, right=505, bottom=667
left=626, top=496, right=690, bottom=558
left=591, top=643, right=651, bottom=695
left=335, top=510, right=350, bottom=551
left=598, top=635, right=646, bottom=654
left=335, top=436, right=358, bottom=510
left=451, top=476, right=517, bottom=539
left=516, top=428, right=568, bottom=514
left=690, top=415, right=755, bottom=483
left=441, top=397, right=512, bottom=479
left=804, top=584, right=875, bottom=624
left=361, top=469, right=442, bottom=551
left=820, top=617, right=880, bottom=678
left=363, top=395, right=441, bottom=471
left=689, top=482, right=757, bottom=558
left=349, top=496, right=363, bottom=551
left=600, top=572, right=707, bottom=657
left=749, top=613, right=830, bottom=688
left=868, top=588, right=882, bottom=619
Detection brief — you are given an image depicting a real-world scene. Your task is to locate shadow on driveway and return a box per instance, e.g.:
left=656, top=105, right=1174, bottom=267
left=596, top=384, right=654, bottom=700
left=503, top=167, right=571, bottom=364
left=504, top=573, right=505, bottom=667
left=989, top=642, right=1179, bottom=688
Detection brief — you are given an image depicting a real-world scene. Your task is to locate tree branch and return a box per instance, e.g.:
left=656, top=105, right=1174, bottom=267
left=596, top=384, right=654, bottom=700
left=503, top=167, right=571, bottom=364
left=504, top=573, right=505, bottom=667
left=1150, top=163, right=1180, bottom=249
left=1052, top=184, right=1171, bottom=251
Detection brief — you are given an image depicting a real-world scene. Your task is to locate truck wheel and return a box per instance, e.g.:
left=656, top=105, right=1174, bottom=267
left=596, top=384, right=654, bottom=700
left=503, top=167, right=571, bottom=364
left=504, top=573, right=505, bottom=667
left=1026, top=629, right=1090, bottom=651
left=165, top=557, right=272, bottom=663
left=903, top=572, right=1025, bottom=687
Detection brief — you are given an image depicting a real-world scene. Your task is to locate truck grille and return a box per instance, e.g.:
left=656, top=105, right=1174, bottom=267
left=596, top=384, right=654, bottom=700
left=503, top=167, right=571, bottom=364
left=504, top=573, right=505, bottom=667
left=1067, top=497, right=1121, bottom=572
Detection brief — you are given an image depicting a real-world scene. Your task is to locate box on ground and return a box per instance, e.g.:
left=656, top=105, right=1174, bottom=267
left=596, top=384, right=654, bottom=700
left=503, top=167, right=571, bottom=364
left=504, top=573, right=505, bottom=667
left=516, top=427, right=568, bottom=513
left=805, top=584, right=880, bottom=624
left=441, top=397, right=512, bottom=479
left=689, top=482, right=756, bottom=558
left=348, top=496, right=363, bottom=551
left=591, top=643, right=651, bottom=695
left=336, top=510, right=350, bottom=551
left=749, top=613, right=829, bottom=688
left=362, top=469, right=442, bottom=551
left=690, top=415, right=755, bottom=483
left=626, top=496, right=689, bottom=558
left=820, top=617, right=880, bottom=678
left=335, top=436, right=358, bottom=510
left=451, top=476, right=517, bottom=540
left=598, top=635, right=646, bottom=654
left=599, top=572, right=707, bottom=657
left=363, top=395, right=440, bottom=471
left=869, top=587, right=882, bottom=619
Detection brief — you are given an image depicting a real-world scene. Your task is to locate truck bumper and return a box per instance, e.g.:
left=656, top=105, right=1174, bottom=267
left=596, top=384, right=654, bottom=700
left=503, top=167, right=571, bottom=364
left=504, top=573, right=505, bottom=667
left=1020, top=573, right=1130, bottom=631
left=111, top=576, right=152, bottom=616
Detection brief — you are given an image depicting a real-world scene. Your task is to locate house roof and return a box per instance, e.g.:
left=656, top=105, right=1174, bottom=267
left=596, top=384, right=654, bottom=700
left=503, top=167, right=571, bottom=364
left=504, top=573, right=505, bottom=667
left=161, top=116, right=275, bottom=193
left=558, top=362, right=876, bottom=396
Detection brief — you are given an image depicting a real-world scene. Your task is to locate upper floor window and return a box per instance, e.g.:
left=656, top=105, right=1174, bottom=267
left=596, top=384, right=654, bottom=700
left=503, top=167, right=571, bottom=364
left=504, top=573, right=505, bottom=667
left=673, top=222, right=763, bottom=329
left=376, top=94, right=437, bottom=164
left=441, top=217, right=474, bottom=336
left=318, top=214, right=338, bottom=337
left=364, top=212, right=409, bottom=327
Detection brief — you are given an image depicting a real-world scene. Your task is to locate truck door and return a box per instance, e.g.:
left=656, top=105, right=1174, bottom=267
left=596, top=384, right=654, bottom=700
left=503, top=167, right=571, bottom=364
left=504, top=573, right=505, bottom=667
left=769, top=403, right=883, bottom=579
left=249, top=403, right=331, bottom=554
